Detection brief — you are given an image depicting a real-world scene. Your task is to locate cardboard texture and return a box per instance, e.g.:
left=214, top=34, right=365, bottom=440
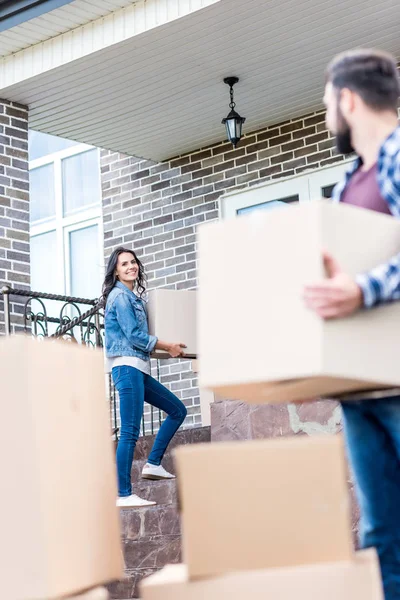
left=63, top=588, right=109, bottom=600
left=175, top=434, right=353, bottom=579
left=198, top=201, right=400, bottom=403
left=140, top=550, right=383, bottom=600
left=191, top=360, right=214, bottom=426
left=0, top=336, right=123, bottom=600
left=147, top=289, right=197, bottom=358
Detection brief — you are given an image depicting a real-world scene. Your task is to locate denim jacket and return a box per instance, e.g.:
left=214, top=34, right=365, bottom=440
left=104, top=281, right=158, bottom=360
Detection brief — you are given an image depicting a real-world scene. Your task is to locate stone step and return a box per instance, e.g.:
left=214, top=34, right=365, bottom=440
left=109, top=504, right=181, bottom=599
left=110, top=427, right=210, bottom=599
left=130, top=454, right=176, bottom=482
left=133, top=426, right=211, bottom=461
left=134, top=478, right=177, bottom=506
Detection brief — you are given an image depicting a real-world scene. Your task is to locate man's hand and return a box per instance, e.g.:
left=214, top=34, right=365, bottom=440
left=303, top=252, right=363, bottom=319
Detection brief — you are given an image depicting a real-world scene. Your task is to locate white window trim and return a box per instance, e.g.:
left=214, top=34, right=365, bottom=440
left=29, top=143, right=95, bottom=170
left=220, top=159, right=354, bottom=219
left=64, top=218, right=104, bottom=298
left=30, top=142, right=103, bottom=298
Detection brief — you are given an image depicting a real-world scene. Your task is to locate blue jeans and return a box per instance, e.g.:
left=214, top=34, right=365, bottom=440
left=342, top=396, right=400, bottom=600
left=112, top=365, right=187, bottom=497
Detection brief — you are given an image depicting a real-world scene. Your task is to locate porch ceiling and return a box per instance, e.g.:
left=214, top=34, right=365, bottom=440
left=0, top=0, right=139, bottom=56
left=0, top=0, right=399, bottom=162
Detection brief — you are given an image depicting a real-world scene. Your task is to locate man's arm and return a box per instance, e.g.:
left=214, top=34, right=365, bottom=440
left=355, top=150, right=400, bottom=307
left=356, top=256, right=400, bottom=308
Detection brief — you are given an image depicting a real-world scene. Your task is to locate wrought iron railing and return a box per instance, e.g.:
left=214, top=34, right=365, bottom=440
left=1, top=285, right=163, bottom=439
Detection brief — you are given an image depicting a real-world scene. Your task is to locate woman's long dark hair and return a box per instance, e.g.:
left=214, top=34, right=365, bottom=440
left=101, top=247, right=147, bottom=306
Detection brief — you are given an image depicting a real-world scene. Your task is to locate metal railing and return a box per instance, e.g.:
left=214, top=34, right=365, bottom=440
left=1, top=285, right=163, bottom=439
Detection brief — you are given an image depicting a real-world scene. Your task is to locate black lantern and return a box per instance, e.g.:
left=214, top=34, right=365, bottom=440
left=222, top=76, right=246, bottom=148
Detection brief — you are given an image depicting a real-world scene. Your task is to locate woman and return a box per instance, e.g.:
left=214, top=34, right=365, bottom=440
left=103, top=246, right=187, bottom=508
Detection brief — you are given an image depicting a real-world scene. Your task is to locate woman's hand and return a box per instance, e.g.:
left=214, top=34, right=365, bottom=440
left=167, top=343, right=187, bottom=358
left=155, top=340, right=187, bottom=358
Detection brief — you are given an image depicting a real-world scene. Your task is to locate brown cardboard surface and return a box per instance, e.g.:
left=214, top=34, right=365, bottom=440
left=140, top=550, right=383, bottom=600
left=175, top=434, right=353, bottom=579
left=190, top=360, right=214, bottom=426
left=0, top=336, right=123, bottom=600
left=63, top=588, right=109, bottom=600
left=198, top=201, right=400, bottom=403
left=147, top=289, right=197, bottom=358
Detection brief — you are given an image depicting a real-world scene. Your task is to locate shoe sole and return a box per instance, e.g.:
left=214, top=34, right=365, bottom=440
left=141, top=473, right=176, bottom=480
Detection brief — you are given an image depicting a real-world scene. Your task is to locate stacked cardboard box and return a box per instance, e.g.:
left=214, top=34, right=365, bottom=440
left=147, top=289, right=197, bottom=358
left=197, top=201, right=400, bottom=403
left=0, top=336, right=123, bottom=600
left=140, top=200, right=390, bottom=599
left=191, top=359, right=214, bottom=426
left=141, top=435, right=383, bottom=598
left=141, top=551, right=382, bottom=600
left=63, top=588, right=109, bottom=600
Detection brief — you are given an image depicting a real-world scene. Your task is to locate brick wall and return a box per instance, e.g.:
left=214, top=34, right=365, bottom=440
left=101, top=108, right=346, bottom=427
left=0, top=100, right=30, bottom=334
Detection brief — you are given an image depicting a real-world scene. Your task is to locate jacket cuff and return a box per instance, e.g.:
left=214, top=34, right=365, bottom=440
left=355, top=273, right=377, bottom=308
left=147, top=335, right=158, bottom=353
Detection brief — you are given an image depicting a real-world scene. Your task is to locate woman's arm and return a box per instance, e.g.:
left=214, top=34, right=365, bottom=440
left=155, top=340, right=187, bottom=358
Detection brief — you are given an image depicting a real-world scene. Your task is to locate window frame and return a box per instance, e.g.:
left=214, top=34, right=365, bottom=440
left=29, top=142, right=104, bottom=298
left=64, top=218, right=104, bottom=298
left=220, top=159, right=354, bottom=219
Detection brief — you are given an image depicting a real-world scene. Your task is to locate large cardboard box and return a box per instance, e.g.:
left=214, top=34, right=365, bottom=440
left=64, top=588, right=109, bottom=600
left=0, top=336, right=123, bottom=600
left=198, top=201, right=400, bottom=403
left=191, top=359, right=215, bottom=426
left=140, top=550, right=383, bottom=600
left=147, top=289, right=197, bottom=358
left=175, top=434, right=353, bottom=579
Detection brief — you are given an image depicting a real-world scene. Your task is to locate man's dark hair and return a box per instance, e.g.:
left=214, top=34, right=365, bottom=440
left=326, top=49, right=400, bottom=112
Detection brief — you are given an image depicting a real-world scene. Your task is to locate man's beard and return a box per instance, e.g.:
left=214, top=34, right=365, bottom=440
left=335, top=109, right=354, bottom=155
left=336, top=127, right=354, bottom=155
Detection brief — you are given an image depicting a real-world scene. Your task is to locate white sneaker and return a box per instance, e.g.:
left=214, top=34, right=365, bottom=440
left=116, top=494, right=156, bottom=508
left=142, top=463, right=176, bottom=480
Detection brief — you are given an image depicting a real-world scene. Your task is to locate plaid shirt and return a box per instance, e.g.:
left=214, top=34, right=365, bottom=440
left=331, top=126, right=400, bottom=308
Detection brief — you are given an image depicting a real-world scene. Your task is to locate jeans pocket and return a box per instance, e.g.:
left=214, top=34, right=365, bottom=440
left=112, top=366, right=121, bottom=386
left=112, top=365, right=132, bottom=389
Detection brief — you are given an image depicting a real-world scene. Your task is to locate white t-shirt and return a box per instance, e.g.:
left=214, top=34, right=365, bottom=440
left=106, top=355, right=151, bottom=376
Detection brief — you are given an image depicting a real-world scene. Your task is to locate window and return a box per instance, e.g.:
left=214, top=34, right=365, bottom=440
left=221, top=175, right=310, bottom=218
left=221, top=161, right=352, bottom=218
left=29, top=163, right=55, bottom=222
left=237, top=196, right=298, bottom=215
left=28, top=131, right=77, bottom=161
left=29, top=134, right=104, bottom=306
left=62, top=149, right=101, bottom=216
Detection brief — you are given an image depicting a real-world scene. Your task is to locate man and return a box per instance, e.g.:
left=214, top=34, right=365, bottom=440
left=304, top=49, right=400, bottom=599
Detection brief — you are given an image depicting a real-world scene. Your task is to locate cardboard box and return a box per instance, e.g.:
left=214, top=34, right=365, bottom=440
left=0, top=336, right=123, bottom=600
left=147, top=289, right=197, bottom=358
left=140, top=550, right=383, bottom=600
left=175, top=434, right=353, bottom=579
left=64, top=588, right=109, bottom=600
left=198, top=201, right=400, bottom=403
left=191, top=360, right=215, bottom=426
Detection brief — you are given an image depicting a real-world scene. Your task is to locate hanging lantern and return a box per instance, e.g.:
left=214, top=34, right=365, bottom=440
left=222, top=77, right=246, bottom=148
